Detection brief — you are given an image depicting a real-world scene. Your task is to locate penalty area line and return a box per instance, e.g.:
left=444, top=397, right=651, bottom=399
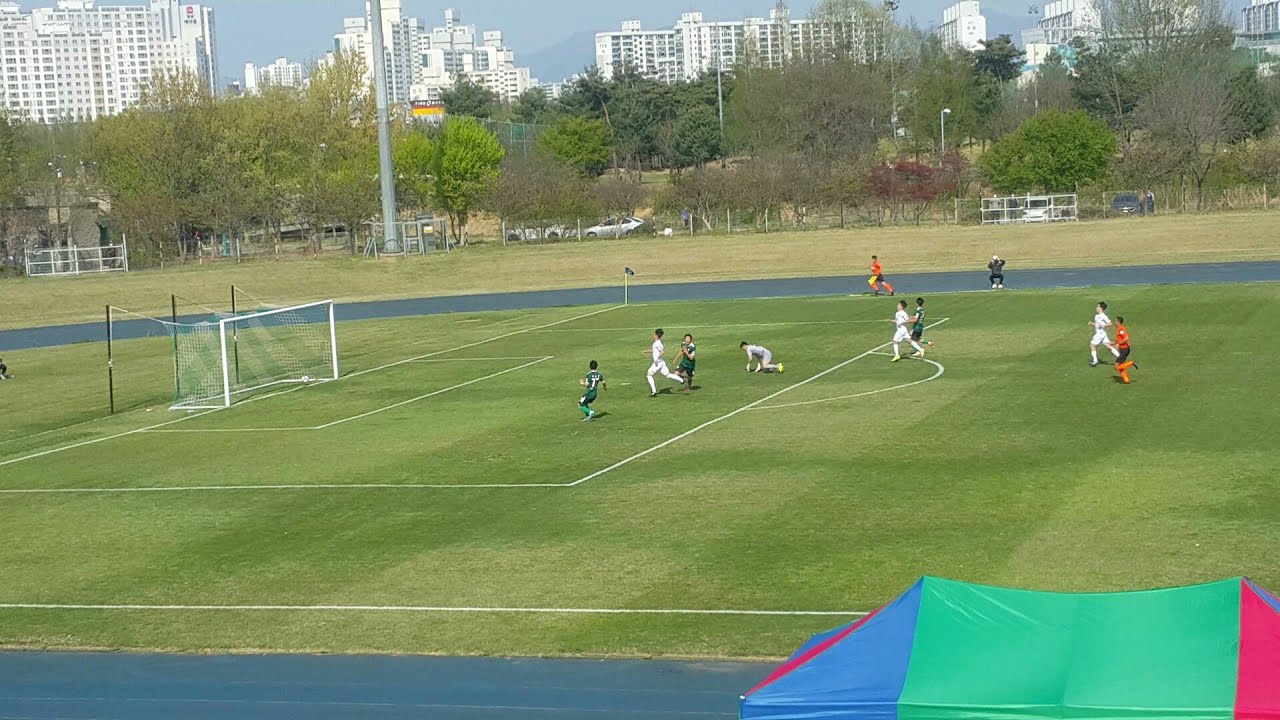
left=567, top=318, right=950, bottom=487
left=0, top=602, right=867, bottom=617
left=0, top=305, right=623, bottom=469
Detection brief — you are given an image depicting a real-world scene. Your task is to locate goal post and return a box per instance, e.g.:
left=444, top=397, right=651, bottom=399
left=170, top=299, right=339, bottom=411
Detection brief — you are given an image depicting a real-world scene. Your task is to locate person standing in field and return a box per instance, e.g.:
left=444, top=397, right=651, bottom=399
left=1089, top=302, right=1121, bottom=367
left=868, top=256, right=895, bottom=296
left=910, top=297, right=934, bottom=353
left=645, top=329, right=686, bottom=397
left=1109, top=317, right=1139, bottom=385
left=988, top=255, right=1005, bottom=289
left=889, top=300, right=925, bottom=362
left=673, top=334, right=696, bottom=392
left=578, top=360, right=606, bottom=421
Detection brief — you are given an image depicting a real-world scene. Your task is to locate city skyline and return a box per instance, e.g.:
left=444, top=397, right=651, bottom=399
left=0, top=0, right=1068, bottom=86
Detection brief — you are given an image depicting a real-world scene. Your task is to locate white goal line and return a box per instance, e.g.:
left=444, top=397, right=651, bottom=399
left=0, top=602, right=866, bottom=617
left=0, top=306, right=625, bottom=469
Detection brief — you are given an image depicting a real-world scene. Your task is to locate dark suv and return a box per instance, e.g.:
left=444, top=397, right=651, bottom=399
left=1111, top=193, right=1143, bottom=214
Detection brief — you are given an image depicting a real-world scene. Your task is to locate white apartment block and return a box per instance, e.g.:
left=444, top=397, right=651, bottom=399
left=1240, top=0, right=1280, bottom=54
left=0, top=0, right=217, bottom=124
left=335, top=3, right=534, bottom=108
left=595, top=7, right=887, bottom=84
left=243, top=57, right=304, bottom=93
left=1035, top=0, right=1099, bottom=45
left=938, top=1, right=987, bottom=52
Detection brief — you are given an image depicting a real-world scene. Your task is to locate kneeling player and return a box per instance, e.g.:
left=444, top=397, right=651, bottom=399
left=673, top=334, right=696, bottom=391
left=579, top=360, right=606, bottom=421
left=0, top=356, right=9, bottom=379
left=741, top=342, right=784, bottom=374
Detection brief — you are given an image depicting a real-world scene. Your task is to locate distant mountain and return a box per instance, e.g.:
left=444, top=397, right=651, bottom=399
left=524, top=30, right=598, bottom=85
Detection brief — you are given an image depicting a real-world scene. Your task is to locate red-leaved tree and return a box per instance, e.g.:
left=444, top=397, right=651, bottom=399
left=863, top=160, right=944, bottom=224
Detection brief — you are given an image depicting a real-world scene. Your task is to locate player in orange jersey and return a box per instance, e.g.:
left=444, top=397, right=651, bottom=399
left=868, top=256, right=895, bottom=296
left=1109, top=316, right=1139, bottom=384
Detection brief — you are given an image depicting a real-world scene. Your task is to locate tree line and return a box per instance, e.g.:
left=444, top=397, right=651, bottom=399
left=2, top=0, right=1280, bottom=268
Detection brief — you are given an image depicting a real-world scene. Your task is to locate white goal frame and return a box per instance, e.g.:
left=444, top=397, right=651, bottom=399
left=177, top=300, right=339, bottom=411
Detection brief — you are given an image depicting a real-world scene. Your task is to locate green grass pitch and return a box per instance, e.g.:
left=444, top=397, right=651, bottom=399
left=1, top=283, right=1278, bottom=658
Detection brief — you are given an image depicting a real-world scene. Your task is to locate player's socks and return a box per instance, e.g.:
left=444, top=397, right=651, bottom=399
left=1117, top=361, right=1134, bottom=372
left=1091, top=349, right=1099, bottom=364
left=647, top=375, right=657, bottom=394
left=884, top=282, right=895, bottom=294
left=1120, top=370, right=1131, bottom=383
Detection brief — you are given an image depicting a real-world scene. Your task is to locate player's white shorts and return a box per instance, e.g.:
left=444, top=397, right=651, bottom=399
left=893, top=327, right=911, bottom=343
left=758, top=351, right=773, bottom=365
left=648, top=361, right=671, bottom=376
left=1091, top=330, right=1109, bottom=346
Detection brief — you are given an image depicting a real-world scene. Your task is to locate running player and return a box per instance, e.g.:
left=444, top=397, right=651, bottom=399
left=673, top=334, right=696, bottom=391
left=888, top=300, right=924, bottom=362
left=1089, top=302, right=1120, bottom=367
left=868, top=255, right=895, bottom=296
left=740, top=342, right=784, bottom=374
left=578, top=360, right=606, bottom=421
left=645, top=329, right=686, bottom=397
left=1109, top=317, right=1138, bottom=384
left=910, top=297, right=934, bottom=353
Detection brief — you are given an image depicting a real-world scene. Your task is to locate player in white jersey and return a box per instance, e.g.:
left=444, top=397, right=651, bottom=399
left=888, top=300, right=925, bottom=362
left=1089, top=301, right=1121, bottom=367
left=645, top=328, right=687, bottom=396
left=740, top=342, right=784, bottom=374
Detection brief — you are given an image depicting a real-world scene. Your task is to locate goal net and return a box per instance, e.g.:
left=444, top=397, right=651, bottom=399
left=170, top=300, right=339, bottom=410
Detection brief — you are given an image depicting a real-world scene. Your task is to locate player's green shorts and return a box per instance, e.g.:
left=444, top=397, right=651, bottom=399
left=581, top=390, right=597, bottom=405
left=679, top=362, right=695, bottom=373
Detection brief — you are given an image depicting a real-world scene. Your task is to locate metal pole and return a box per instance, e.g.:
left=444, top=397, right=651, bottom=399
left=122, top=234, right=129, bottom=272
left=230, top=285, right=240, bottom=385
left=106, top=305, right=115, bottom=414
left=370, top=0, right=399, bottom=249
left=716, top=50, right=725, bottom=140
left=171, top=295, right=181, bottom=400
left=624, top=272, right=629, bottom=305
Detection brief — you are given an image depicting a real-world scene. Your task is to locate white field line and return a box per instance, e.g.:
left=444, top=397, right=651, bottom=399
left=0, top=482, right=571, bottom=495
left=566, top=318, right=951, bottom=488
left=752, top=352, right=946, bottom=411
left=141, top=357, right=555, bottom=434
left=401, top=356, right=551, bottom=363
left=0, top=602, right=867, bottom=617
left=314, top=357, right=553, bottom=430
left=532, top=320, right=886, bottom=333
left=0, top=306, right=623, bottom=469
left=406, top=312, right=534, bottom=346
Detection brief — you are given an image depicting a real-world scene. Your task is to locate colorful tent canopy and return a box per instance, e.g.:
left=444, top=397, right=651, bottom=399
left=742, top=577, right=1280, bottom=720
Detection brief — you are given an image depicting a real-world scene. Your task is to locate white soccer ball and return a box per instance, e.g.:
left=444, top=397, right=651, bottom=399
left=301, top=375, right=312, bottom=383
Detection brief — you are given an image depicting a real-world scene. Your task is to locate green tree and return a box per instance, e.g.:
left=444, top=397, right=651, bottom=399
left=973, top=34, right=1025, bottom=84
left=669, top=105, right=721, bottom=169
left=980, top=110, right=1117, bottom=193
left=512, top=88, right=554, bottom=125
left=440, top=76, right=498, bottom=119
left=1228, top=66, right=1274, bottom=142
left=539, top=116, right=612, bottom=177
left=430, top=118, right=504, bottom=244
left=394, top=131, right=435, bottom=213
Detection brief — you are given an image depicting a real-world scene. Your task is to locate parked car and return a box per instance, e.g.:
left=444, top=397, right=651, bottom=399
left=506, top=225, right=569, bottom=243
left=582, top=217, right=648, bottom=238
left=1111, top=193, right=1143, bottom=214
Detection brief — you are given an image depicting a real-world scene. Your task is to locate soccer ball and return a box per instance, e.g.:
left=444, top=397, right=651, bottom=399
left=301, top=375, right=312, bottom=383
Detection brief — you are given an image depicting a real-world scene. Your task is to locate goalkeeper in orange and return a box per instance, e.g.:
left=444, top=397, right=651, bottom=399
left=867, top=256, right=895, bottom=296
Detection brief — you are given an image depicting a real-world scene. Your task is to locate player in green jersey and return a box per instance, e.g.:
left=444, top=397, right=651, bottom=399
left=673, top=334, right=696, bottom=391
left=578, top=360, right=606, bottom=421
left=910, top=297, right=934, bottom=357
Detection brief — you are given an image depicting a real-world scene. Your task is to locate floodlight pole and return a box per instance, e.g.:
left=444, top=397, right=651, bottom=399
left=940, top=107, right=951, bottom=166
left=370, top=0, right=399, bottom=248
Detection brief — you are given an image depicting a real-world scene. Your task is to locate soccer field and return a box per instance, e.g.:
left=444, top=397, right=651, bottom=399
left=1, top=283, right=1278, bottom=658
